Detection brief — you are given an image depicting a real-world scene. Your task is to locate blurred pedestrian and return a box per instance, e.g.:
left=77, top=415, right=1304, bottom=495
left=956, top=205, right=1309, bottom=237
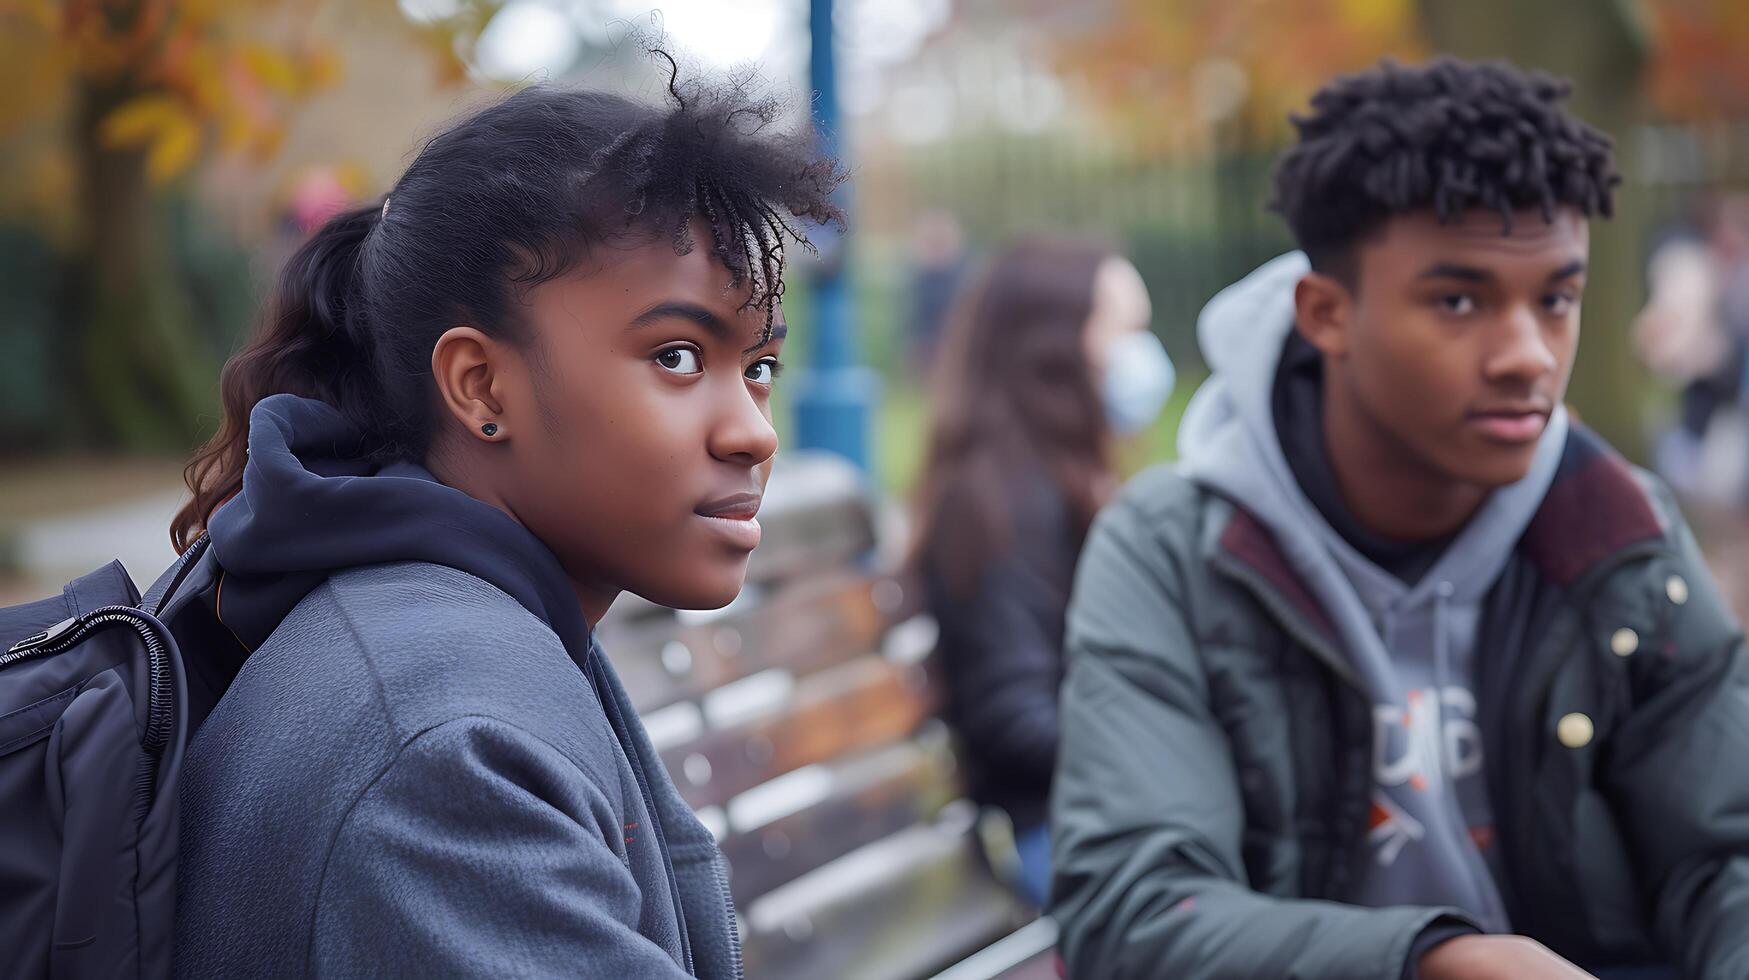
left=903, top=209, right=970, bottom=374
left=1635, top=194, right=1749, bottom=506
left=911, top=237, right=1172, bottom=907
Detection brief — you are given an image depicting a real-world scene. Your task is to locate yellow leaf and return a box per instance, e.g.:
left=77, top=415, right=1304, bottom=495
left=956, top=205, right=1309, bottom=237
left=1335, top=0, right=1410, bottom=35
left=241, top=42, right=301, bottom=96
left=218, top=112, right=254, bottom=155
left=333, top=161, right=370, bottom=196
left=145, top=111, right=201, bottom=183
left=98, top=93, right=203, bottom=182
left=98, top=93, right=187, bottom=149
left=303, top=45, right=342, bottom=90
left=188, top=47, right=231, bottom=116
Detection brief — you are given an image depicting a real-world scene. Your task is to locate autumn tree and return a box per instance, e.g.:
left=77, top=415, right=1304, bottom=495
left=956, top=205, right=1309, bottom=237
left=0, top=0, right=496, bottom=450
left=1039, top=0, right=1749, bottom=454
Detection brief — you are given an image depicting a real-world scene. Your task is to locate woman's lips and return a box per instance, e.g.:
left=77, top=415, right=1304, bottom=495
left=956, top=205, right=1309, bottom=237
left=695, top=492, right=763, bottom=550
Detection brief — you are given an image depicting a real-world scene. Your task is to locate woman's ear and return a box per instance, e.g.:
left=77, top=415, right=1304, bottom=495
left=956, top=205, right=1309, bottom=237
left=431, top=326, right=510, bottom=442
left=1293, top=272, right=1354, bottom=358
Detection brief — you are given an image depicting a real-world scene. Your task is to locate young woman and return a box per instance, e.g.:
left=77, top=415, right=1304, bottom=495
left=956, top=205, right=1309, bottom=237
left=168, top=75, right=841, bottom=976
left=911, top=238, right=1170, bottom=908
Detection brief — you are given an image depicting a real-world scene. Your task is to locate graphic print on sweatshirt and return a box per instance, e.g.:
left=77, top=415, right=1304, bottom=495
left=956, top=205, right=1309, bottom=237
left=1367, top=685, right=1492, bottom=867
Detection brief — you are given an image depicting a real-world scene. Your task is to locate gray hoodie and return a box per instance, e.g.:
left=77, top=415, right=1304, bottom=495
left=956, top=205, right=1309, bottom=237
left=1175, top=253, right=1571, bottom=931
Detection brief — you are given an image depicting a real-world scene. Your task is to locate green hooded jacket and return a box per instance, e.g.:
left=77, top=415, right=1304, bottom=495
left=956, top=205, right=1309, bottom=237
left=1052, top=426, right=1749, bottom=979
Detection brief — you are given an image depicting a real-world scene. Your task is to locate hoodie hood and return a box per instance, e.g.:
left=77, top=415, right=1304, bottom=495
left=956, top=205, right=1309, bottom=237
left=1176, top=252, right=1570, bottom=930
left=1177, top=252, right=1570, bottom=613
left=207, top=394, right=592, bottom=664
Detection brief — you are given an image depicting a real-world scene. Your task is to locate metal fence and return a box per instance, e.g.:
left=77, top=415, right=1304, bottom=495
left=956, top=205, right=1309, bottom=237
left=850, top=116, right=1749, bottom=379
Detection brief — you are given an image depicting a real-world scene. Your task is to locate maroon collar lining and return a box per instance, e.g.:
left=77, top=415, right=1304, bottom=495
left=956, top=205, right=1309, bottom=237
left=1218, top=507, right=1341, bottom=643
left=1216, top=425, right=1664, bottom=628
left=1518, top=435, right=1664, bottom=587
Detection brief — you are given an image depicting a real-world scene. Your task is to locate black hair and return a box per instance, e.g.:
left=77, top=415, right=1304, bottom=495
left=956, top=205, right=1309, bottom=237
left=173, top=58, right=845, bottom=550
left=1269, top=58, right=1620, bottom=280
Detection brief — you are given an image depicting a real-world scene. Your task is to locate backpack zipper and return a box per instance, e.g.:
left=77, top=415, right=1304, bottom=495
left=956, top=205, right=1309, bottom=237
left=4, top=605, right=176, bottom=757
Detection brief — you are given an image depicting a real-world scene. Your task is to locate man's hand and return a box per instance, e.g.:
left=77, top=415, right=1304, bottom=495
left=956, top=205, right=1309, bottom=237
left=1418, top=936, right=1597, bottom=980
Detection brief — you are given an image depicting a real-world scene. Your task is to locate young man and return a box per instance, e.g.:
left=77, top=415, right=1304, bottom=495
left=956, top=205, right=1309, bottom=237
left=1051, top=59, right=1749, bottom=980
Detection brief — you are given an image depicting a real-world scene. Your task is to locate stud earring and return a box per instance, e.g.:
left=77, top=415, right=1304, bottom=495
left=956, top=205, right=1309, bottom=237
left=481, top=422, right=499, bottom=437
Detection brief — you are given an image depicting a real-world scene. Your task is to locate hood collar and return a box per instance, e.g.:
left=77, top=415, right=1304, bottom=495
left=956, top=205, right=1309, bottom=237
left=207, top=394, right=594, bottom=663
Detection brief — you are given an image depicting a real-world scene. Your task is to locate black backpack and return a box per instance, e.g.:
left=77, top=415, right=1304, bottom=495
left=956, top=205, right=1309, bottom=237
left=0, top=536, right=244, bottom=979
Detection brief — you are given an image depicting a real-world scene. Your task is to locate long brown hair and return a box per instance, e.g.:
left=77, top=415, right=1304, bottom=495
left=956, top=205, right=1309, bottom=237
left=911, top=237, right=1116, bottom=595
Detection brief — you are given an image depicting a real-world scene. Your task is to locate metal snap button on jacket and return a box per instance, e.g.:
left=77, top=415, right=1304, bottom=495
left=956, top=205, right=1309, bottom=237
left=1610, top=628, right=1639, bottom=657
left=1558, top=713, right=1595, bottom=749
left=1668, top=575, right=1690, bottom=606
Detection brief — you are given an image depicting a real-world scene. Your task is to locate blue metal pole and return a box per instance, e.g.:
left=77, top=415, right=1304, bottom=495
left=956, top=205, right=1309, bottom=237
left=796, top=0, right=876, bottom=473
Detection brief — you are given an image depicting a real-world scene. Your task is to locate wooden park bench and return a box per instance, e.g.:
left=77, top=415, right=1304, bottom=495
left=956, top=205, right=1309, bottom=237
left=595, top=453, right=1056, bottom=980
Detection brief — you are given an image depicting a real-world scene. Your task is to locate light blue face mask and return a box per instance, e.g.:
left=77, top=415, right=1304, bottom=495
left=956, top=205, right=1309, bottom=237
left=1101, top=330, right=1176, bottom=435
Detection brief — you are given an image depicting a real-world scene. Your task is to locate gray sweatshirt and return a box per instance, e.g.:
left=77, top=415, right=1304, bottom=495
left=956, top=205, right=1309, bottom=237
left=1174, top=253, right=1571, bottom=931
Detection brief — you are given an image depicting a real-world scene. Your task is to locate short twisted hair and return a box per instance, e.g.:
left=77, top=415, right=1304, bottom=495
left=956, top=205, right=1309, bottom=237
left=1270, top=58, right=1620, bottom=280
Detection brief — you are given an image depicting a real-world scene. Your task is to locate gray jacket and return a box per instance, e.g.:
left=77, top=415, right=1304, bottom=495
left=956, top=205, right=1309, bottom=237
left=172, top=394, right=740, bottom=978
left=174, top=562, right=740, bottom=978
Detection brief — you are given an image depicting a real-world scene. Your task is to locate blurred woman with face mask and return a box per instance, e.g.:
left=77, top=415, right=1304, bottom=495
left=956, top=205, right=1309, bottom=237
left=911, top=238, right=1172, bottom=908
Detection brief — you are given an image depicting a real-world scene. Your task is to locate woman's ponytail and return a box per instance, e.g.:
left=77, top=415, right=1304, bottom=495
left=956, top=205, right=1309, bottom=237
left=171, top=201, right=383, bottom=551
left=172, top=79, right=848, bottom=552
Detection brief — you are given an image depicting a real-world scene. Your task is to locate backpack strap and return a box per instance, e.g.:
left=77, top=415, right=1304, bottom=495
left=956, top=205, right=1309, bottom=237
left=139, top=533, right=246, bottom=734
left=140, top=534, right=212, bottom=618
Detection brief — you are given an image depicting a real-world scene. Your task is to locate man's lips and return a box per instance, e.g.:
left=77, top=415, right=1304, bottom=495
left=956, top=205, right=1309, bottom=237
left=1467, top=404, right=1552, bottom=445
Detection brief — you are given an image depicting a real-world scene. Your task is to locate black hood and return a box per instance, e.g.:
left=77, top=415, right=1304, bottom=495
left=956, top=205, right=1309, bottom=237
left=206, top=394, right=592, bottom=663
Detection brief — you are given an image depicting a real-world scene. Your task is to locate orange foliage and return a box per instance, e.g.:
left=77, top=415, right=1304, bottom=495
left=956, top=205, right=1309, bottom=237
left=1050, top=0, right=1749, bottom=148
left=1646, top=0, right=1749, bottom=120
left=8, top=0, right=351, bottom=183
left=1050, top=0, right=1425, bottom=154
left=0, top=0, right=482, bottom=192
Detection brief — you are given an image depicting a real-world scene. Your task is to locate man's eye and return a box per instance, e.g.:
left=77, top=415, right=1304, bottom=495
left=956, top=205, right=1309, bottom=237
left=656, top=347, right=702, bottom=375
left=745, top=358, right=781, bottom=385
left=1544, top=293, right=1577, bottom=316
left=1438, top=294, right=1476, bottom=315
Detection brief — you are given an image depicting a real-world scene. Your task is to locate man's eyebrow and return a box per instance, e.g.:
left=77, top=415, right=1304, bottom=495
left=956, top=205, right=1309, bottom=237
left=1547, top=260, right=1587, bottom=281
left=1417, top=263, right=1494, bottom=284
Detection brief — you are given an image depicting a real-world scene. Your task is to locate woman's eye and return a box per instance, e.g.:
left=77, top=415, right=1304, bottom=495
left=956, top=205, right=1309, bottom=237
left=656, top=347, right=702, bottom=375
left=745, top=358, right=781, bottom=385
left=1437, top=293, right=1476, bottom=316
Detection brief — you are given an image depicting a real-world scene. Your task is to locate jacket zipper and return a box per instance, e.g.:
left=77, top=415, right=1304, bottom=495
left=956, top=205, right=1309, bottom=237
left=142, top=531, right=210, bottom=617
left=1210, top=554, right=1365, bottom=693
left=1209, top=553, right=1376, bottom=897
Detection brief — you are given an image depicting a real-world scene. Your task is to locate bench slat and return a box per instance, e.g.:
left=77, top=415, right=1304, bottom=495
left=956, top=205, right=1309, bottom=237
left=662, top=654, right=936, bottom=809
left=719, top=736, right=959, bottom=904
left=740, top=819, right=1036, bottom=980
left=606, top=571, right=896, bottom=713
